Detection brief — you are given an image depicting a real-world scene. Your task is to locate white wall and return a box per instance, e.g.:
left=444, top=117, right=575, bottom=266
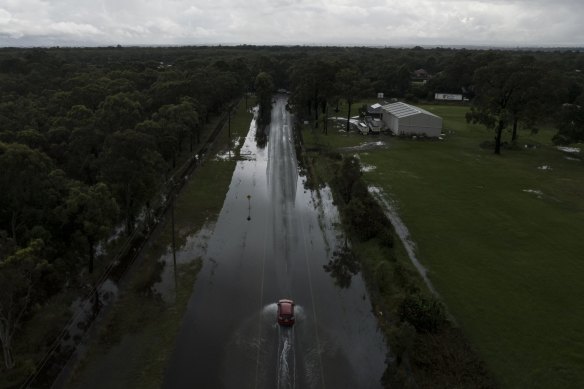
left=383, top=112, right=442, bottom=137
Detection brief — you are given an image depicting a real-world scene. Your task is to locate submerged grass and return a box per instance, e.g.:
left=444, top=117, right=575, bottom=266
left=302, top=103, right=584, bottom=388
left=64, top=100, right=254, bottom=388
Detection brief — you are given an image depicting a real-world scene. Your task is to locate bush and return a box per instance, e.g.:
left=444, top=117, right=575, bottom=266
left=399, top=294, right=446, bottom=334
left=373, top=260, right=393, bottom=294
left=378, top=227, right=394, bottom=249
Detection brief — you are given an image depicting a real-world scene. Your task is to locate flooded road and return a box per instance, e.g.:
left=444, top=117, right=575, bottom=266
left=163, top=96, right=387, bottom=389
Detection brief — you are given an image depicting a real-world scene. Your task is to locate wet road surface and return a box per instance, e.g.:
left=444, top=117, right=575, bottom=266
left=163, top=96, right=387, bottom=389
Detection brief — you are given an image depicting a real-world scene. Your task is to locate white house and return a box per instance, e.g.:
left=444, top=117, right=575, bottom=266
left=381, top=102, right=442, bottom=137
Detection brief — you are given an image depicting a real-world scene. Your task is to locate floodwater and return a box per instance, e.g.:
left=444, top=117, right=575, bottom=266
left=163, top=96, right=387, bottom=389
left=369, top=186, right=437, bottom=296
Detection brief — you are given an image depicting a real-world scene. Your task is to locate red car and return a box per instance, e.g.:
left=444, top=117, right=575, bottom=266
left=277, top=299, right=295, bottom=326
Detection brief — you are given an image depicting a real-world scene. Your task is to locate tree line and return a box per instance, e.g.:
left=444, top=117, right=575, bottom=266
left=1, top=45, right=583, bottom=375
left=285, top=48, right=583, bottom=151
left=0, top=46, right=250, bottom=371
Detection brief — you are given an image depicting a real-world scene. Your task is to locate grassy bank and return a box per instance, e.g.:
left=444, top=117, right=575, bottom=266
left=301, top=103, right=584, bottom=388
left=63, top=100, right=255, bottom=388
left=300, top=118, right=494, bottom=388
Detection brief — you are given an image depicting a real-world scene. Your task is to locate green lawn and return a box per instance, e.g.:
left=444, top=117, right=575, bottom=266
left=308, top=104, right=584, bottom=388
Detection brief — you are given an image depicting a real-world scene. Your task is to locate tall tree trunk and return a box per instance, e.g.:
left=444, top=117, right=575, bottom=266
left=88, top=238, right=95, bottom=274
left=314, top=88, right=319, bottom=128
left=89, top=238, right=100, bottom=315
left=93, top=280, right=100, bottom=316
left=346, top=100, right=353, bottom=132
left=511, top=117, right=519, bottom=141
left=1, top=333, right=14, bottom=369
left=494, top=120, right=504, bottom=155
left=10, top=211, right=18, bottom=241
left=314, top=101, right=319, bottom=129
left=125, top=187, right=134, bottom=235
left=323, top=104, right=328, bottom=135
left=0, top=320, right=15, bottom=369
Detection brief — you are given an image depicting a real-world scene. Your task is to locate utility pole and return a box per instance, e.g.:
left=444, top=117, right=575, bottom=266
left=170, top=181, right=178, bottom=297
left=246, top=195, right=251, bottom=221
left=228, top=108, right=231, bottom=140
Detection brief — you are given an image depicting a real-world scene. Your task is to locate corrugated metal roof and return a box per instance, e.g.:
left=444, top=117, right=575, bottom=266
left=382, top=102, right=440, bottom=119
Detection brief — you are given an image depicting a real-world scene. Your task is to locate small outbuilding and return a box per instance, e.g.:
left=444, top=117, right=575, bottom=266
left=367, top=103, right=384, bottom=119
left=381, top=102, right=442, bottom=137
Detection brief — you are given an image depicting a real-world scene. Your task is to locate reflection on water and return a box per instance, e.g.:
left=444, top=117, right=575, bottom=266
left=152, top=223, right=214, bottom=303
left=323, top=243, right=360, bottom=289
left=215, top=136, right=244, bottom=161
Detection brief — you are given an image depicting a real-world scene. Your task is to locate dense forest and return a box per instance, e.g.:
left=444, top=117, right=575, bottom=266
left=0, top=45, right=583, bottom=383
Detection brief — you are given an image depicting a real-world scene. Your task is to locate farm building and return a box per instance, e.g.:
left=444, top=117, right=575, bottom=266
left=381, top=102, right=442, bottom=137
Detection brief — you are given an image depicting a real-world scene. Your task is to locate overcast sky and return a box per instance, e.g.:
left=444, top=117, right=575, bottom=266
left=0, top=0, right=583, bottom=47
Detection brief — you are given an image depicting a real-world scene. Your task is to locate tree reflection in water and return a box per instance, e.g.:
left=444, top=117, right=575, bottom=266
left=323, top=241, right=360, bottom=288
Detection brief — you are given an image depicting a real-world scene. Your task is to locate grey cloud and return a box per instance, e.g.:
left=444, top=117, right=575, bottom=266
left=0, top=0, right=582, bottom=46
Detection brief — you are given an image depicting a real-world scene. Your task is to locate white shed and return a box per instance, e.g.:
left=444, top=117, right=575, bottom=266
left=381, top=102, right=442, bottom=137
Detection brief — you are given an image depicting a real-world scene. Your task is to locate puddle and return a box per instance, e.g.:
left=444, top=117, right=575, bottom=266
left=339, top=141, right=387, bottom=152
left=215, top=137, right=243, bottom=161
left=557, top=146, right=580, bottom=153
left=523, top=189, right=544, bottom=198
left=152, top=223, right=215, bottom=303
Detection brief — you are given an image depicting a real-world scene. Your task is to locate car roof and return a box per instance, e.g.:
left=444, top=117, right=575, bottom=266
left=279, top=303, right=293, bottom=315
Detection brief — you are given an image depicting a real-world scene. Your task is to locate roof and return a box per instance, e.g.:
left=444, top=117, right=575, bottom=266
left=367, top=103, right=384, bottom=114
left=382, top=102, right=440, bottom=119
left=278, top=300, right=294, bottom=315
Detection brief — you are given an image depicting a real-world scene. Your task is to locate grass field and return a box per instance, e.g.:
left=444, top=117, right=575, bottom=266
left=305, top=104, right=584, bottom=388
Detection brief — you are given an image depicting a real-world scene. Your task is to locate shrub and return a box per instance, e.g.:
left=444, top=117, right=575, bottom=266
left=378, top=227, right=394, bottom=248
left=399, top=293, right=446, bottom=334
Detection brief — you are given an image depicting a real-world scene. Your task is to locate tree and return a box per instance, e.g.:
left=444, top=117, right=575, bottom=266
left=254, top=71, right=274, bottom=128
left=99, top=130, right=164, bottom=234
left=323, top=242, right=360, bottom=288
left=60, top=183, right=119, bottom=274
left=332, top=156, right=362, bottom=204
left=335, top=67, right=361, bottom=132
left=97, top=93, right=143, bottom=135
left=156, top=97, right=200, bottom=155
left=466, top=58, right=543, bottom=154
left=135, top=119, right=176, bottom=168
left=0, top=239, right=48, bottom=369
left=0, top=143, right=54, bottom=243
left=553, top=101, right=584, bottom=144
